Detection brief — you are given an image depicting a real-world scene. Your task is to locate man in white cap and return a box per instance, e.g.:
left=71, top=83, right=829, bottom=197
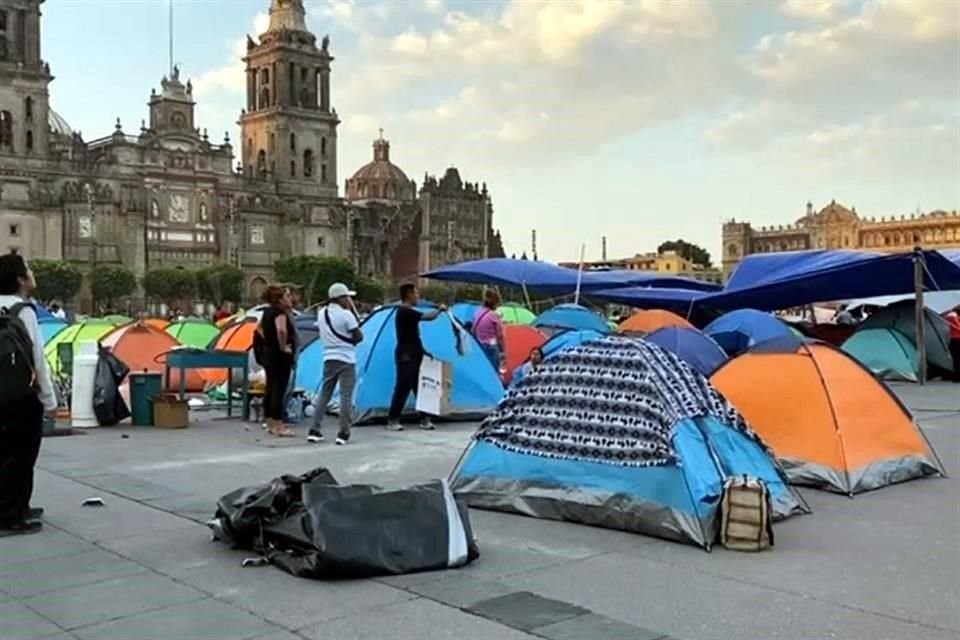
left=308, top=282, right=362, bottom=445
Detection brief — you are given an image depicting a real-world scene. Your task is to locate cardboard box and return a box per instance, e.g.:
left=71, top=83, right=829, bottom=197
left=153, top=394, right=189, bottom=429
left=416, top=356, right=453, bottom=416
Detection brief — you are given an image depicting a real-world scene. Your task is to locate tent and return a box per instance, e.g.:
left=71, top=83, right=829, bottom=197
left=711, top=337, right=944, bottom=494
left=143, top=318, right=171, bottom=332
left=450, top=336, right=807, bottom=549
left=501, top=324, right=546, bottom=385
left=203, top=320, right=257, bottom=385
left=294, top=337, right=325, bottom=396
left=451, top=302, right=481, bottom=327
left=842, top=328, right=919, bottom=382
left=44, top=320, right=121, bottom=375
left=533, top=304, right=610, bottom=334
left=618, top=309, right=693, bottom=334
left=859, top=300, right=953, bottom=372
left=540, top=328, right=606, bottom=359
left=100, top=323, right=204, bottom=391
left=294, top=313, right=319, bottom=345
left=704, top=309, right=796, bottom=356
left=99, top=314, right=133, bottom=325
left=497, top=304, right=536, bottom=326
left=39, top=317, right=68, bottom=345
left=644, top=327, right=727, bottom=377
left=166, top=318, right=220, bottom=349
left=352, top=305, right=504, bottom=422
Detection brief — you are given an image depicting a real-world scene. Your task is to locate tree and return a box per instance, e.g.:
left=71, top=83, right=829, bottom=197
left=274, top=256, right=356, bottom=306
left=419, top=284, right=455, bottom=305
left=353, top=276, right=385, bottom=305
left=30, top=259, right=83, bottom=304
left=142, top=267, right=197, bottom=310
left=657, top=239, right=713, bottom=268
left=90, top=264, right=136, bottom=309
left=196, top=264, right=244, bottom=305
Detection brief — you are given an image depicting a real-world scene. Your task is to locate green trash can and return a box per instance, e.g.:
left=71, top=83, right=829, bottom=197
left=130, top=372, right=163, bottom=426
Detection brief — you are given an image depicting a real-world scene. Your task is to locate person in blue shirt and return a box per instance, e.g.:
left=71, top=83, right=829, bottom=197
left=510, top=346, right=544, bottom=387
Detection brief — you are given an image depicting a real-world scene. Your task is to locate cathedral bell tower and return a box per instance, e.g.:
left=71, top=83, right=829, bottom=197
left=0, top=0, right=53, bottom=158
left=239, top=0, right=338, bottom=196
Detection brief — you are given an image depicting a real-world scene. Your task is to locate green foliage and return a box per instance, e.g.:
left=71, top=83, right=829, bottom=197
left=90, top=264, right=136, bottom=307
left=274, top=256, right=356, bottom=305
left=30, top=259, right=84, bottom=304
left=419, top=284, right=455, bottom=305
left=354, top=276, right=385, bottom=305
left=141, top=268, right=197, bottom=307
left=657, top=239, right=713, bottom=268
left=196, top=264, right=244, bottom=304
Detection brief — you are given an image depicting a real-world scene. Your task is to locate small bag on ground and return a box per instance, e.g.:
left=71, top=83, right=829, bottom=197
left=720, top=475, right=773, bottom=551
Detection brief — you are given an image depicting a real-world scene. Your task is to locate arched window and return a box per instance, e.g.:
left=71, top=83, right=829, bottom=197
left=246, top=137, right=253, bottom=158
left=290, top=161, right=296, bottom=177
left=268, top=132, right=275, bottom=153
left=290, top=133, right=296, bottom=152
left=257, top=149, right=266, bottom=175
left=24, top=96, right=33, bottom=121
left=0, top=110, right=13, bottom=149
left=321, top=137, right=327, bottom=156
left=25, top=129, right=32, bottom=151
left=0, top=12, right=7, bottom=62
left=727, top=244, right=739, bottom=257
left=303, top=149, right=314, bottom=177
left=321, top=163, right=327, bottom=182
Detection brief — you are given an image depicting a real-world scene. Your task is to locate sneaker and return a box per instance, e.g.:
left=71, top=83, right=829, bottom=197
left=0, top=519, right=42, bottom=537
left=385, top=421, right=404, bottom=432
left=28, top=507, right=44, bottom=519
left=335, top=437, right=348, bottom=446
left=306, top=432, right=324, bottom=443
left=419, top=419, right=436, bottom=431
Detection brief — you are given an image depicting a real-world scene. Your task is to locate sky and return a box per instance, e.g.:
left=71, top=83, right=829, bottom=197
left=41, top=0, right=960, bottom=263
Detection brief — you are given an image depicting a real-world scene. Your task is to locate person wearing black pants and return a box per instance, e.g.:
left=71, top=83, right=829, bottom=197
left=1, top=254, right=57, bottom=537
left=386, top=284, right=445, bottom=431
left=257, top=286, right=296, bottom=437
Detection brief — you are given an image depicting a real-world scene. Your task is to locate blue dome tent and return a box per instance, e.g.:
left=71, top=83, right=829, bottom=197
left=704, top=309, right=796, bottom=356
left=644, top=327, right=728, bottom=377
left=533, top=304, right=610, bottom=335
left=540, top=328, right=606, bottom=359
left=39, top=317, right=68, bottom=345
left=450, top=337, right=807, bottom=549
left=842, top=328, right=919, bottom=382
left=294, top=313, right=319, bottom=345
left=294, top=337, right=326, bottom=395
left=450, top=302, right=481, bottom=327
left=352, top=305, right=505, bottom=422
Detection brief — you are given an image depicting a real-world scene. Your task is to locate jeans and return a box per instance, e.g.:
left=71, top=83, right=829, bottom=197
left=388, top=354, right=422, bottom=421
left=0, top=395, right=43, bottom=525
left=311, top=360, right=356, bottom=440
left=480, top=344, right=501, bottom=370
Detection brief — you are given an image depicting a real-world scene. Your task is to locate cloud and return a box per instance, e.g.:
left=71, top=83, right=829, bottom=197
left=192, top=12, right=268, bottom=97
left=780, top=0, right=848, bottom=21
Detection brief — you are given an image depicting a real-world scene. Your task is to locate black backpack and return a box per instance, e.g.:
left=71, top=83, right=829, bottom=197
left=0, top=302, right=38, bottom=406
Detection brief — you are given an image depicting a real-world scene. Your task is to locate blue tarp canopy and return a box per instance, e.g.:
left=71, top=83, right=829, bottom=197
left=705, top=250, right=960, bottom=311
left=422, top=258, right=721, bottom=294
left=589, top=287, right=708, bottom=311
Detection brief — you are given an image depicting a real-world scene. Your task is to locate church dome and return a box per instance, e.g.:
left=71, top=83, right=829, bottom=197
left=49, top=108, right=72, bottom=136
left=345, top=132, right=415, bottom=202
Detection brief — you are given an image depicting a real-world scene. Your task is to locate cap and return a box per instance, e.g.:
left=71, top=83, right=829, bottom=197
left=328, top=282, right=356, bottom=299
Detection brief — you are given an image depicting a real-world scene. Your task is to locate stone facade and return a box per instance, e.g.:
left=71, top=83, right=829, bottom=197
left=0, top=0, right=499, bottom=309
left=722, top=200, right=960, bottom=279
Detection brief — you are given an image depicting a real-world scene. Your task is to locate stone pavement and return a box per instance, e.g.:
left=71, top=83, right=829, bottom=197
left=1, top=383, right=958, bottom=640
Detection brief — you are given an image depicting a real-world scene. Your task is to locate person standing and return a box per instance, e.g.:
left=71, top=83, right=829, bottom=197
left=0, top=254, right=57, bottom=537
left=308, top=283, right=363, bottom=445
left=50, top=302, right=66, bottom=321
left=472, top=290, right=506, bottom=371
left=256, top=286, right=296, bottom=437
left=213, top=303, right=231, bottom=323
left=281, top=287, right=301, bottom=425
left=387, top=284, right=445, bottom=431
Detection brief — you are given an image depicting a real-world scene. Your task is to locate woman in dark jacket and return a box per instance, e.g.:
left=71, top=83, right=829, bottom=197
left=258, top=286, right=296, bottom=437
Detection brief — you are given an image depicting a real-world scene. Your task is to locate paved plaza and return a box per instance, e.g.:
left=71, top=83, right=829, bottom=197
left=1, top=383, right=958, bottom=640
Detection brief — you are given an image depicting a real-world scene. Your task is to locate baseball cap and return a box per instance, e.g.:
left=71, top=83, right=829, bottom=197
left=328, top=282, right=356, bottom=299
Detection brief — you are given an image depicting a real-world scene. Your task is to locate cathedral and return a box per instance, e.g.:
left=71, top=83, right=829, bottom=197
left=0, top=0, right=502, bottom=308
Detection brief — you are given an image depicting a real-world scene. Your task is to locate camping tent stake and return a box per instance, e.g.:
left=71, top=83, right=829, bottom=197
left=913, top=247, right=927, bottom=386
left=574, top=243, right=586, bottom=305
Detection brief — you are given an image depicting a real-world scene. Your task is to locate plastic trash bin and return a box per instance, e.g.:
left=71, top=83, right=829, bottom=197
left=130, top=372, right=163, bottom=426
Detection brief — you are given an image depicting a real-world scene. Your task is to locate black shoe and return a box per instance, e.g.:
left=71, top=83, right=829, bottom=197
left=28, top=507, right=44, bottom=519
left=0, top=519, right=42, bottom=537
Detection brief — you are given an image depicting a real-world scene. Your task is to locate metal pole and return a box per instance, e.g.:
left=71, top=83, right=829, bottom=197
left=574, top=243, right=585, bottom=305
left=913, top=246, right=927, bottom=385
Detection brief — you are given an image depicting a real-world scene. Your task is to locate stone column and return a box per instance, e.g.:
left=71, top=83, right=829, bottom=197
left=319, top=67, right=330, bottom=112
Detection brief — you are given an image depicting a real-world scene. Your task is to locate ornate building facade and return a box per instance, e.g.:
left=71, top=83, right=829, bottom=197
left=722, top=200, right=960, bottom=279
left=0, top=0, right=502, bottom=308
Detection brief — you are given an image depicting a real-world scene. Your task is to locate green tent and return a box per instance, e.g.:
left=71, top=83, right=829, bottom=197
left=99, top=314, right=133, bottom=325
left=44, top=321, right=118, bottom=375
left=842, top=328, right=919, bottom=382
left=166, top=319, right=220, bottom=348
left=497, top=304, right=536, bottom=325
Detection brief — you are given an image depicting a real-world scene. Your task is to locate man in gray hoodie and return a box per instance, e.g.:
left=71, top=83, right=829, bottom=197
left=0, top=253, right=56, bottom=536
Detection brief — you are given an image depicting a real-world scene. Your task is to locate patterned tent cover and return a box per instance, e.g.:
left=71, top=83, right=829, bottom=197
left=451, top=335, right=807, bottom=548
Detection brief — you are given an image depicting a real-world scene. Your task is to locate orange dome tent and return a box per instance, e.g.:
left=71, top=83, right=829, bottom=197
left=501, top=324, right=546, bottom=385
left=143, top=318, right=171, bottom=332
left=711, top=337, right=944, bottom=495
left=618, top=309, right=693, bottom=334
left=99, top=323, right=205, bottom=391
left=202, top=320, right=258, bottom=385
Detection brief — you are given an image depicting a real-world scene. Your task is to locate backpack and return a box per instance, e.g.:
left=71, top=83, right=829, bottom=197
left=719, top=475, right=773, bottom=551
left=0, top=302, right=38, bottom=406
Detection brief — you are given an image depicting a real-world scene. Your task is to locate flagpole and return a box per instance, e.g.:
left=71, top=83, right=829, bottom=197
left=574, top=243, right=585, bottom=305
left=169, top=0, right=174, bottom=75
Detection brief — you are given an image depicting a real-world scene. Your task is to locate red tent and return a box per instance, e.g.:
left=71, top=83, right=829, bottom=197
left=501, top=324, right=546, bottom=385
